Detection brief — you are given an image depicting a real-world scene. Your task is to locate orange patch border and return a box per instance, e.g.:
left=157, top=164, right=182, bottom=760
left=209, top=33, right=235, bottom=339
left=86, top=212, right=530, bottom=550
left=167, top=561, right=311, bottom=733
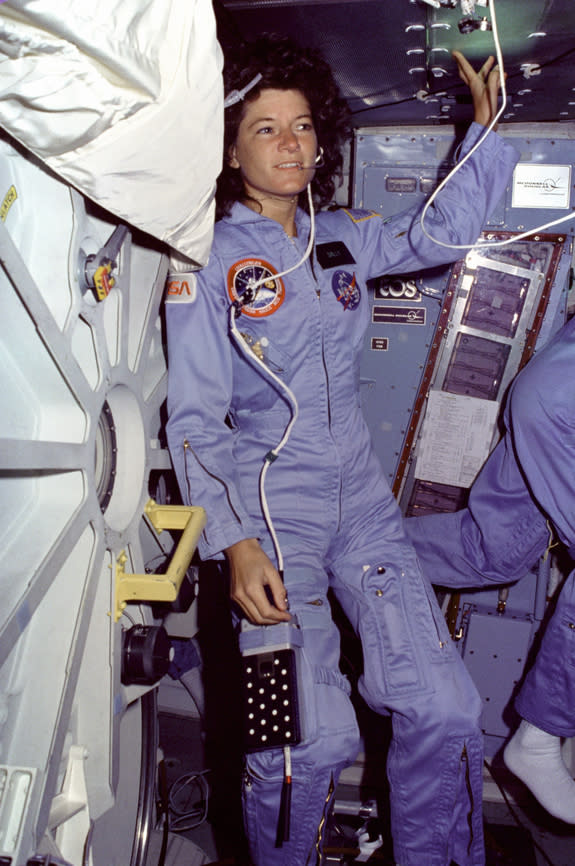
left=227, top=258, right=285, bottom=318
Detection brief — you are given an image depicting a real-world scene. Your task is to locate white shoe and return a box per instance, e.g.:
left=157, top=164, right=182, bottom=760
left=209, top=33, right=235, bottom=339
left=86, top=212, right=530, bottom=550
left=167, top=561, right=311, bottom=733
left=504, top=720, right=575, bottom=823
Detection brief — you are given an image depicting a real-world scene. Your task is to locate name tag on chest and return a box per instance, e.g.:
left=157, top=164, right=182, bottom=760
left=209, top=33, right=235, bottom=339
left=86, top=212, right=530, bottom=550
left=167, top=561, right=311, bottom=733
left=316, top=241, right=356, bottom=269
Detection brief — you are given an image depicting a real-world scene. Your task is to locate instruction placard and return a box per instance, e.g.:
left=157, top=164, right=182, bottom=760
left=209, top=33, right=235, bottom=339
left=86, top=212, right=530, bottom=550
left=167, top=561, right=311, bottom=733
left=512, top=163, right=571, bottom=209
left=415, top=391, right=499, bottom=488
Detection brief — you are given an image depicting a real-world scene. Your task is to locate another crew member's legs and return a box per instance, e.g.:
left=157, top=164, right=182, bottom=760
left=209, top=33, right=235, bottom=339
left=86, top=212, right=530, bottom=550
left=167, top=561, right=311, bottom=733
left=505, top=568, right=575, bottom=823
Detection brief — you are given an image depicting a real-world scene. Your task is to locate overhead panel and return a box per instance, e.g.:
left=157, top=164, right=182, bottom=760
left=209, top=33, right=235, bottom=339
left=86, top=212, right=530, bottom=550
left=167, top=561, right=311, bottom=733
left=217, top=0, right=575, bottom=126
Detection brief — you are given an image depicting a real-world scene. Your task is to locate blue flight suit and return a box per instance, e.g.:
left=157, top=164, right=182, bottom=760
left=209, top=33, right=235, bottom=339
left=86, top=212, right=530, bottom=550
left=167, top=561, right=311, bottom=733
left=165, top=123, right=518, bottom=866
left=406, top=314, right=575, bottom=740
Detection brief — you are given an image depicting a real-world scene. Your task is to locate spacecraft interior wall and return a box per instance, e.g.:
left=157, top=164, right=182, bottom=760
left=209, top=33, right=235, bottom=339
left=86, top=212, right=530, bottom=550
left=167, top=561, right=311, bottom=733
left=0, top=0, right=223, bottom=267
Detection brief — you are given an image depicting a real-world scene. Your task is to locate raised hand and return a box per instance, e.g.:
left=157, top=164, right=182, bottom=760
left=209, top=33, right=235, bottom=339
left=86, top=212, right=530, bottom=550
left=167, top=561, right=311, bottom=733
left=453, top=50, right=504, bottom=128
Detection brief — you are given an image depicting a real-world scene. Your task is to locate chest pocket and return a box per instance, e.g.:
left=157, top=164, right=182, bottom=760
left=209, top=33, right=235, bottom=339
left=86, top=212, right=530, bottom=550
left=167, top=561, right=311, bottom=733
left=230, top=327, right=295, bottom=415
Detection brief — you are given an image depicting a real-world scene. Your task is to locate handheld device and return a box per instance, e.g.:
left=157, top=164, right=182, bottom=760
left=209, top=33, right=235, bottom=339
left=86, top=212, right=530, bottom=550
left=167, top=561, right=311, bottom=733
left=239, top=618, right=304, bottom=752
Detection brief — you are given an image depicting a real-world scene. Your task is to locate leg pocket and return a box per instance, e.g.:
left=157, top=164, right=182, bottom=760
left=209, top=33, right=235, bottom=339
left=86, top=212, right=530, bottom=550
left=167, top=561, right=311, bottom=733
left=294, top=601, right=359, bottom=760
left=331, top=553, right=453, bottom=710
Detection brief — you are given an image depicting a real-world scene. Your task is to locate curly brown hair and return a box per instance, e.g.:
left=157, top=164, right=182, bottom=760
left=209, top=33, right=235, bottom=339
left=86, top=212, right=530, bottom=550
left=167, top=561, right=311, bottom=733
left=216, top=33, right=351, bottom=220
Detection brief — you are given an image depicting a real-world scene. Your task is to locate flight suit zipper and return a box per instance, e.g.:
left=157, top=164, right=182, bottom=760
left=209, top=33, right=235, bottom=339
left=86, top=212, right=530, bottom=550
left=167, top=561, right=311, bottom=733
left=306, top=774, right=335, bottom=865
left=312, top=265, right=343, bottom=534
left=462, top=744, right=475, bottom=859
left=183, top=438, right=243, bottom=524
left=446, top=743, right=475, bottom=864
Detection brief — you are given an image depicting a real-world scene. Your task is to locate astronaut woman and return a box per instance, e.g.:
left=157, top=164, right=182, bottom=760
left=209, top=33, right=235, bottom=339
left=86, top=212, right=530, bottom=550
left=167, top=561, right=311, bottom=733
left=165, top=34, right=518, bottom=866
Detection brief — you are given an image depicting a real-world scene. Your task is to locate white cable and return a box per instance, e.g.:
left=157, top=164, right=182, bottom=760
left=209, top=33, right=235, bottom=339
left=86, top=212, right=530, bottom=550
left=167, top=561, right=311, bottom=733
left=284, top=744, right=292, bottom=778
left=228, top=185, right=315, bottom=571
left=244, top=184, right=316, bottom=297
left=229, top=314, right=298, bottom=572
left=419, top=0, right=505, bottom=248
left=420, top=0, right=574, bottom=252
left=224, top=73, right=263, bottom=109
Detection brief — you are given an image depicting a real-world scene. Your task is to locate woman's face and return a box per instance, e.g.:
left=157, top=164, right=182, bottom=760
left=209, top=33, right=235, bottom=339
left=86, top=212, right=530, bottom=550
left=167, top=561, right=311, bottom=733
left=229, top=88, right=318, bottom=207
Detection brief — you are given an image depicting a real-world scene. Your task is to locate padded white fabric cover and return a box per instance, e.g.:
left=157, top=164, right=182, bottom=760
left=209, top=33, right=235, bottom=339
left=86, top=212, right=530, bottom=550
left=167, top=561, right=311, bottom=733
left=0, top=0, right=223, bottom=265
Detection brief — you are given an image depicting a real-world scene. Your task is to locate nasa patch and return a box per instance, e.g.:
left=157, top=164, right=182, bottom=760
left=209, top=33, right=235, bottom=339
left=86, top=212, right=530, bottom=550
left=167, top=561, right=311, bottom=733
left=227, top=258, right=285, bottom=318
left=332, top=270, right=361, bottom=311
left=165, top=272, right=197, bottom=303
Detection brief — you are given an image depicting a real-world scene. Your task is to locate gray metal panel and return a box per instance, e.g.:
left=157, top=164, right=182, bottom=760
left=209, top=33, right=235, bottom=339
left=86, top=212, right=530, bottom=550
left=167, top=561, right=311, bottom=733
left=354, top=125, right=574, bottom=482
left=354, top=124, right=575, bottom=232
left=360, top=267, right=453, bottom=483
left=462, top=610, right=535, bottom=746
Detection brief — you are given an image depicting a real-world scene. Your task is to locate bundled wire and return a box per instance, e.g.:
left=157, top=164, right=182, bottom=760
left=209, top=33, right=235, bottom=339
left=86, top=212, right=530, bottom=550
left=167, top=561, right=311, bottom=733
left=167, top=769, right=211, bottom=833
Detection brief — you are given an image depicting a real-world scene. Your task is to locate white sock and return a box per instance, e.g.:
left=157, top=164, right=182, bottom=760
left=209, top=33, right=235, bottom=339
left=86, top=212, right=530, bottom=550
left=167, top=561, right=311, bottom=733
left=504, top=719, right=575, bottom=823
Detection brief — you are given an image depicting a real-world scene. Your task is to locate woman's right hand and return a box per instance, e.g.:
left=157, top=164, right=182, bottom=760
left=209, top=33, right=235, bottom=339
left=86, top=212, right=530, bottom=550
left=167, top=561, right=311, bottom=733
left=225, top=537, right=291, bottom=625
left=453, top=50, right=503, bottom=128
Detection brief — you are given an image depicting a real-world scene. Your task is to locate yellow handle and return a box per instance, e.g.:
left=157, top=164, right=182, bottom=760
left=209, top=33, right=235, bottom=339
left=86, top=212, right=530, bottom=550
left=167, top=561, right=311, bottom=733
left=114, top=498, right=206, bottom=621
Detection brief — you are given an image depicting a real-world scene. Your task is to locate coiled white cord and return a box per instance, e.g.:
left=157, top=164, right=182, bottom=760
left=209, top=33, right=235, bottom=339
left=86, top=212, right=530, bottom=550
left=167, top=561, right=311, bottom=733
left=228, top=185, right=315, bottom=571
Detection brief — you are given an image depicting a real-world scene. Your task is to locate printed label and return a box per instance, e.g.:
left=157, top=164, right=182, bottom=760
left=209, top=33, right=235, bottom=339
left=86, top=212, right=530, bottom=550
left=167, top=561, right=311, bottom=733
left=165, top=272, right=197, bottom=303
left=1, top=185, right=17, bottom=222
